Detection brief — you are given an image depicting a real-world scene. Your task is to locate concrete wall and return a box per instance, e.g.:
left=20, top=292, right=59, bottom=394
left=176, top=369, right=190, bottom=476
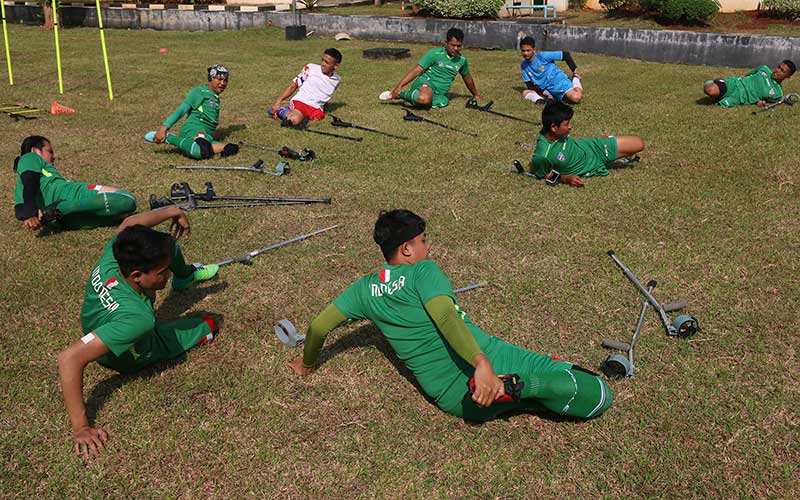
left=584, top=0, right=761, bottom=12
left=3, top=5, right=797, bottom=68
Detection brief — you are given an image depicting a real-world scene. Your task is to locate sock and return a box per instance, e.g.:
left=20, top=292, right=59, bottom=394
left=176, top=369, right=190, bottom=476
left=166, top=133, right=202, bottom=160
left=519, top=368, right=613, bottom=419
left=169, top=242, right=195, bottom=279
left=399, top=89, right=419, bottom=104
left=573, top=76, right=582, bottom=89
left=524, top=91, right=544, bottom=103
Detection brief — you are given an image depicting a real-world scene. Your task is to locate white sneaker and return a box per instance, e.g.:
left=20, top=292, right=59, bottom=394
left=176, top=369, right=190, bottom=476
left=379, top=90, right=393, bottom=101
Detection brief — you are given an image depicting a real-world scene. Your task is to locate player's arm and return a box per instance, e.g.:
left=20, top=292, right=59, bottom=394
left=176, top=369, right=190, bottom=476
left=561, top=51, right=578, bottom=75
left=154, top=101, right=192, bottom=143
left=424, top=295, right=503, bottom=406
left=270, top=81, right=300, bottom=115
left=117, top=206, right=190, bottom=239
left=15, top=171, right=43, bottom=229
left=461, top=74, right=481, bottom=100
left=57, top=334, right=111, bottom=459
left=391, top=64, right=425, bottom=99
left=287, top=303, right=349, bottom=376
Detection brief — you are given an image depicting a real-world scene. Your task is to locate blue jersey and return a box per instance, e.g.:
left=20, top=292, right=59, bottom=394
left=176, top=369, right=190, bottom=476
left=521, top=51, right=569, bottom=89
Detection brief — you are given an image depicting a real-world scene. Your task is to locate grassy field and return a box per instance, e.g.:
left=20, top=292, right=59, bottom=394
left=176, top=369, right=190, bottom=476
left=317, top=1, right=800, bottom=37
left=1, top=23, right=799, bottom=498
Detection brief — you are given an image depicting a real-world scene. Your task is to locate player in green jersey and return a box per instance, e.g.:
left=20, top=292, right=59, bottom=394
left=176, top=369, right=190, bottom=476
left=288, top=209, right=613, bottom=422
left=145, top=65, right=239, bottom=160
left=13, top=136, right=137, bottom=231
left=379, top=28, right=481, bottom=109
left=57, top=206, right=220, bottom=458
left=703, top=60, right=795, bottom=108
left=531, top=101, right=645, bottom=187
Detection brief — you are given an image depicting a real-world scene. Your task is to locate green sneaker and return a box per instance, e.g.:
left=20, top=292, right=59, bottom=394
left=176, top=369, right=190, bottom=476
left=172, top=264, right=220, bottom=290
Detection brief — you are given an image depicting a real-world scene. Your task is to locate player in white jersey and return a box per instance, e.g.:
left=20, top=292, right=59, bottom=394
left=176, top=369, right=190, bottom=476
left=269, top=48, right=342, bottom=127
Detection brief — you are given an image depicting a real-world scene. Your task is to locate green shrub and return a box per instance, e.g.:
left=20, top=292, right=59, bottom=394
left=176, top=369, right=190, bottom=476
left=569, top=0, right=588, bottom=8
left=657, top=0, right=719, bottom=24
left=761, top=0, right=800, bottom=19
left=414, top=0, right=505, bottom=19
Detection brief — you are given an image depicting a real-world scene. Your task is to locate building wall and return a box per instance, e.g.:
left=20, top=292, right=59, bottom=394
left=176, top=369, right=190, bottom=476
left=584, top=0, right=761, bottom=13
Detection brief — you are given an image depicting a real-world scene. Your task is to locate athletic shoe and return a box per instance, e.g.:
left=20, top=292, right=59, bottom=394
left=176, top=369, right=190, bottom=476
left=467, top=374, right=525, bottom=404
left=144, top=131, right=156, bottom=143
left=40, top=201, right=63, bottom=225
left=379, top=90, right=393, bottom=101
left=220, top=143, right=239, bottom=157
left=172, top=263, right=220, bottom=291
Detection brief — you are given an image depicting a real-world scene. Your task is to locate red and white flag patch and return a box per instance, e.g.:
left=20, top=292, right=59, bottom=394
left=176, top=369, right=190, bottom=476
left=105, top=277, right=119, bottom=289
left=379, top=269, right=391, bottom=283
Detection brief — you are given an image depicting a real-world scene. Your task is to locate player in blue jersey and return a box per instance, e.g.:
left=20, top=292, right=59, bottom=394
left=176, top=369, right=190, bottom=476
left=519, top=37, right=582, bottom=105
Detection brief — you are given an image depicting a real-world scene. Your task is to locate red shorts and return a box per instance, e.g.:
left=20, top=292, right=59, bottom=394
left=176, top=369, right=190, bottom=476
left=291, top=100, right=325, bottom=121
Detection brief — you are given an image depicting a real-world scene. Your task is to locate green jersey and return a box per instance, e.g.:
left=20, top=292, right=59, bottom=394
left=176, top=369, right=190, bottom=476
left=332, top=260, right=492, bottom=404
left=417, top=47, right=470, bottom=95
left=531, top=133, right=616, bottom=178
left=719, top=65, right=784, bottom=107
left=175, top=84, right=221, bottom=139
left=80, top=237, right=157, bottom=364
left=13, top=152, right=70, bottom=207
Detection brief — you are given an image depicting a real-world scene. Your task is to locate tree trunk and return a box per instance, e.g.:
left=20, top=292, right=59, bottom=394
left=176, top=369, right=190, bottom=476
left=40, top=3, right=61, bottom=31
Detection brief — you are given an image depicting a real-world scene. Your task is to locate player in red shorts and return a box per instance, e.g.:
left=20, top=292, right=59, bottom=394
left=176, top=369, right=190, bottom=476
left=269, top=48, right=342, bottom=127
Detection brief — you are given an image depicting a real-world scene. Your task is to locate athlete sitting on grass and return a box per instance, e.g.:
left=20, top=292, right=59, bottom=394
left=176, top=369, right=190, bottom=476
left=57, top=206, right=220, bottom=458
left=268, top=48, right=343, bottom=128
left=519, top=36, right=583, bottom=105
left=531, top=101, right=645, bottom=187
left=145, top=64, right=239, bottom=159
left=703, top=60, right=795, bottom=108
left=13, top=135, right=137, bottom=231
left=379, top=28, right=481, bottom=109
left=288, top=209, right=613, bottom=422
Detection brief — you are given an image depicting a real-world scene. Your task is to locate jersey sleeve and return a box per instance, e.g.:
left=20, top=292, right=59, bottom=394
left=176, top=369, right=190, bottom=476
left=93, top=311, right=156, bottom=358
left=15, top=153, right=44, bottom=176
left=459, top=57, right=470, bottom=76
left=539, top=51, right=563, bottom=63
left=332, top=278, right=369, bottom=321
left=531, top=152, right=550, bottom=179
left=414, top=260, right=455, bottom=304
left=417, top=48, right=437, bottom=70
left=293, top=65, right=311, bottom=88
left=183, top=87, right=205, bottom=110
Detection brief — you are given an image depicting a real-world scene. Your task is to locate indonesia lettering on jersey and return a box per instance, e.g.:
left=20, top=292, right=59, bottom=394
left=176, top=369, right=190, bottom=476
left=371, top=272, right=406, bottom=297
left=292, top=63, right=340, bottom=110
left=90, top=266, right=120, bottom=312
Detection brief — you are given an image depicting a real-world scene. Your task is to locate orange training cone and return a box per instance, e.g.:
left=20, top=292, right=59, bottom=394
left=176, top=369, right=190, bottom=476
left=51, top=102, right=76, bottom=115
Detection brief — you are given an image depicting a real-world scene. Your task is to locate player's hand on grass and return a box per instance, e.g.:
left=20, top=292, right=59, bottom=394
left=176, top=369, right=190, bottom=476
left=562, top=175, right=586, bottom=188
left=23, top=211, right=42, bottom=230
left=154, top=126, right=168, bottom=144
left=471, top=356, right=504, bottom=407
left=169, top=210, right=191, bottom=239
left=287, top=356, right=313, bottom=377
left=73, top=425, right=108, bottom=459
left=757, top=100, right=767, bottom=108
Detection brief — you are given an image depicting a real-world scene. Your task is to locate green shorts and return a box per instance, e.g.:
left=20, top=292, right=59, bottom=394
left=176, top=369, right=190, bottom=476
left=574, top=136, right=618, bottom=177
left=96, top=317, right=212, bottom=374
left=409, top=75, right=450, bottom=109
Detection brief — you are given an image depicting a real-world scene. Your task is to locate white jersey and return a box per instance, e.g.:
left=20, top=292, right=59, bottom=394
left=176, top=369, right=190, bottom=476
left=292, top=63, right=340, bottom=110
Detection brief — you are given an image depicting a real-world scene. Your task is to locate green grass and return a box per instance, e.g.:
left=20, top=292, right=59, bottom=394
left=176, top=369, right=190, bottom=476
left=317, top=1, right=800, bottom=37
left=1, top=24, right=799, bottom=498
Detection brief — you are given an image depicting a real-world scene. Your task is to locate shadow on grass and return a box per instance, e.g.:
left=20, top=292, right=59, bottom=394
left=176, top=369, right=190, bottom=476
left=696, top=96, right=718, bottom=105
left=317, top=322, right=591, bottom=425
left=215, top=123, right=248, bottom=141
left=324, top=101, right=347, bottom=114
left=86, top=308, right=223, bottom=425
left=157, top=280, right=229, bottom=319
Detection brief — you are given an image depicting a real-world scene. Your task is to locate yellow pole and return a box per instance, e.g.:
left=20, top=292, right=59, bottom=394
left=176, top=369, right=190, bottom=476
left=95, top=0, right=112, bottom=100
left=0, top=0, right=13, bottom=85
left=53, top=0, right=63, bottom=94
